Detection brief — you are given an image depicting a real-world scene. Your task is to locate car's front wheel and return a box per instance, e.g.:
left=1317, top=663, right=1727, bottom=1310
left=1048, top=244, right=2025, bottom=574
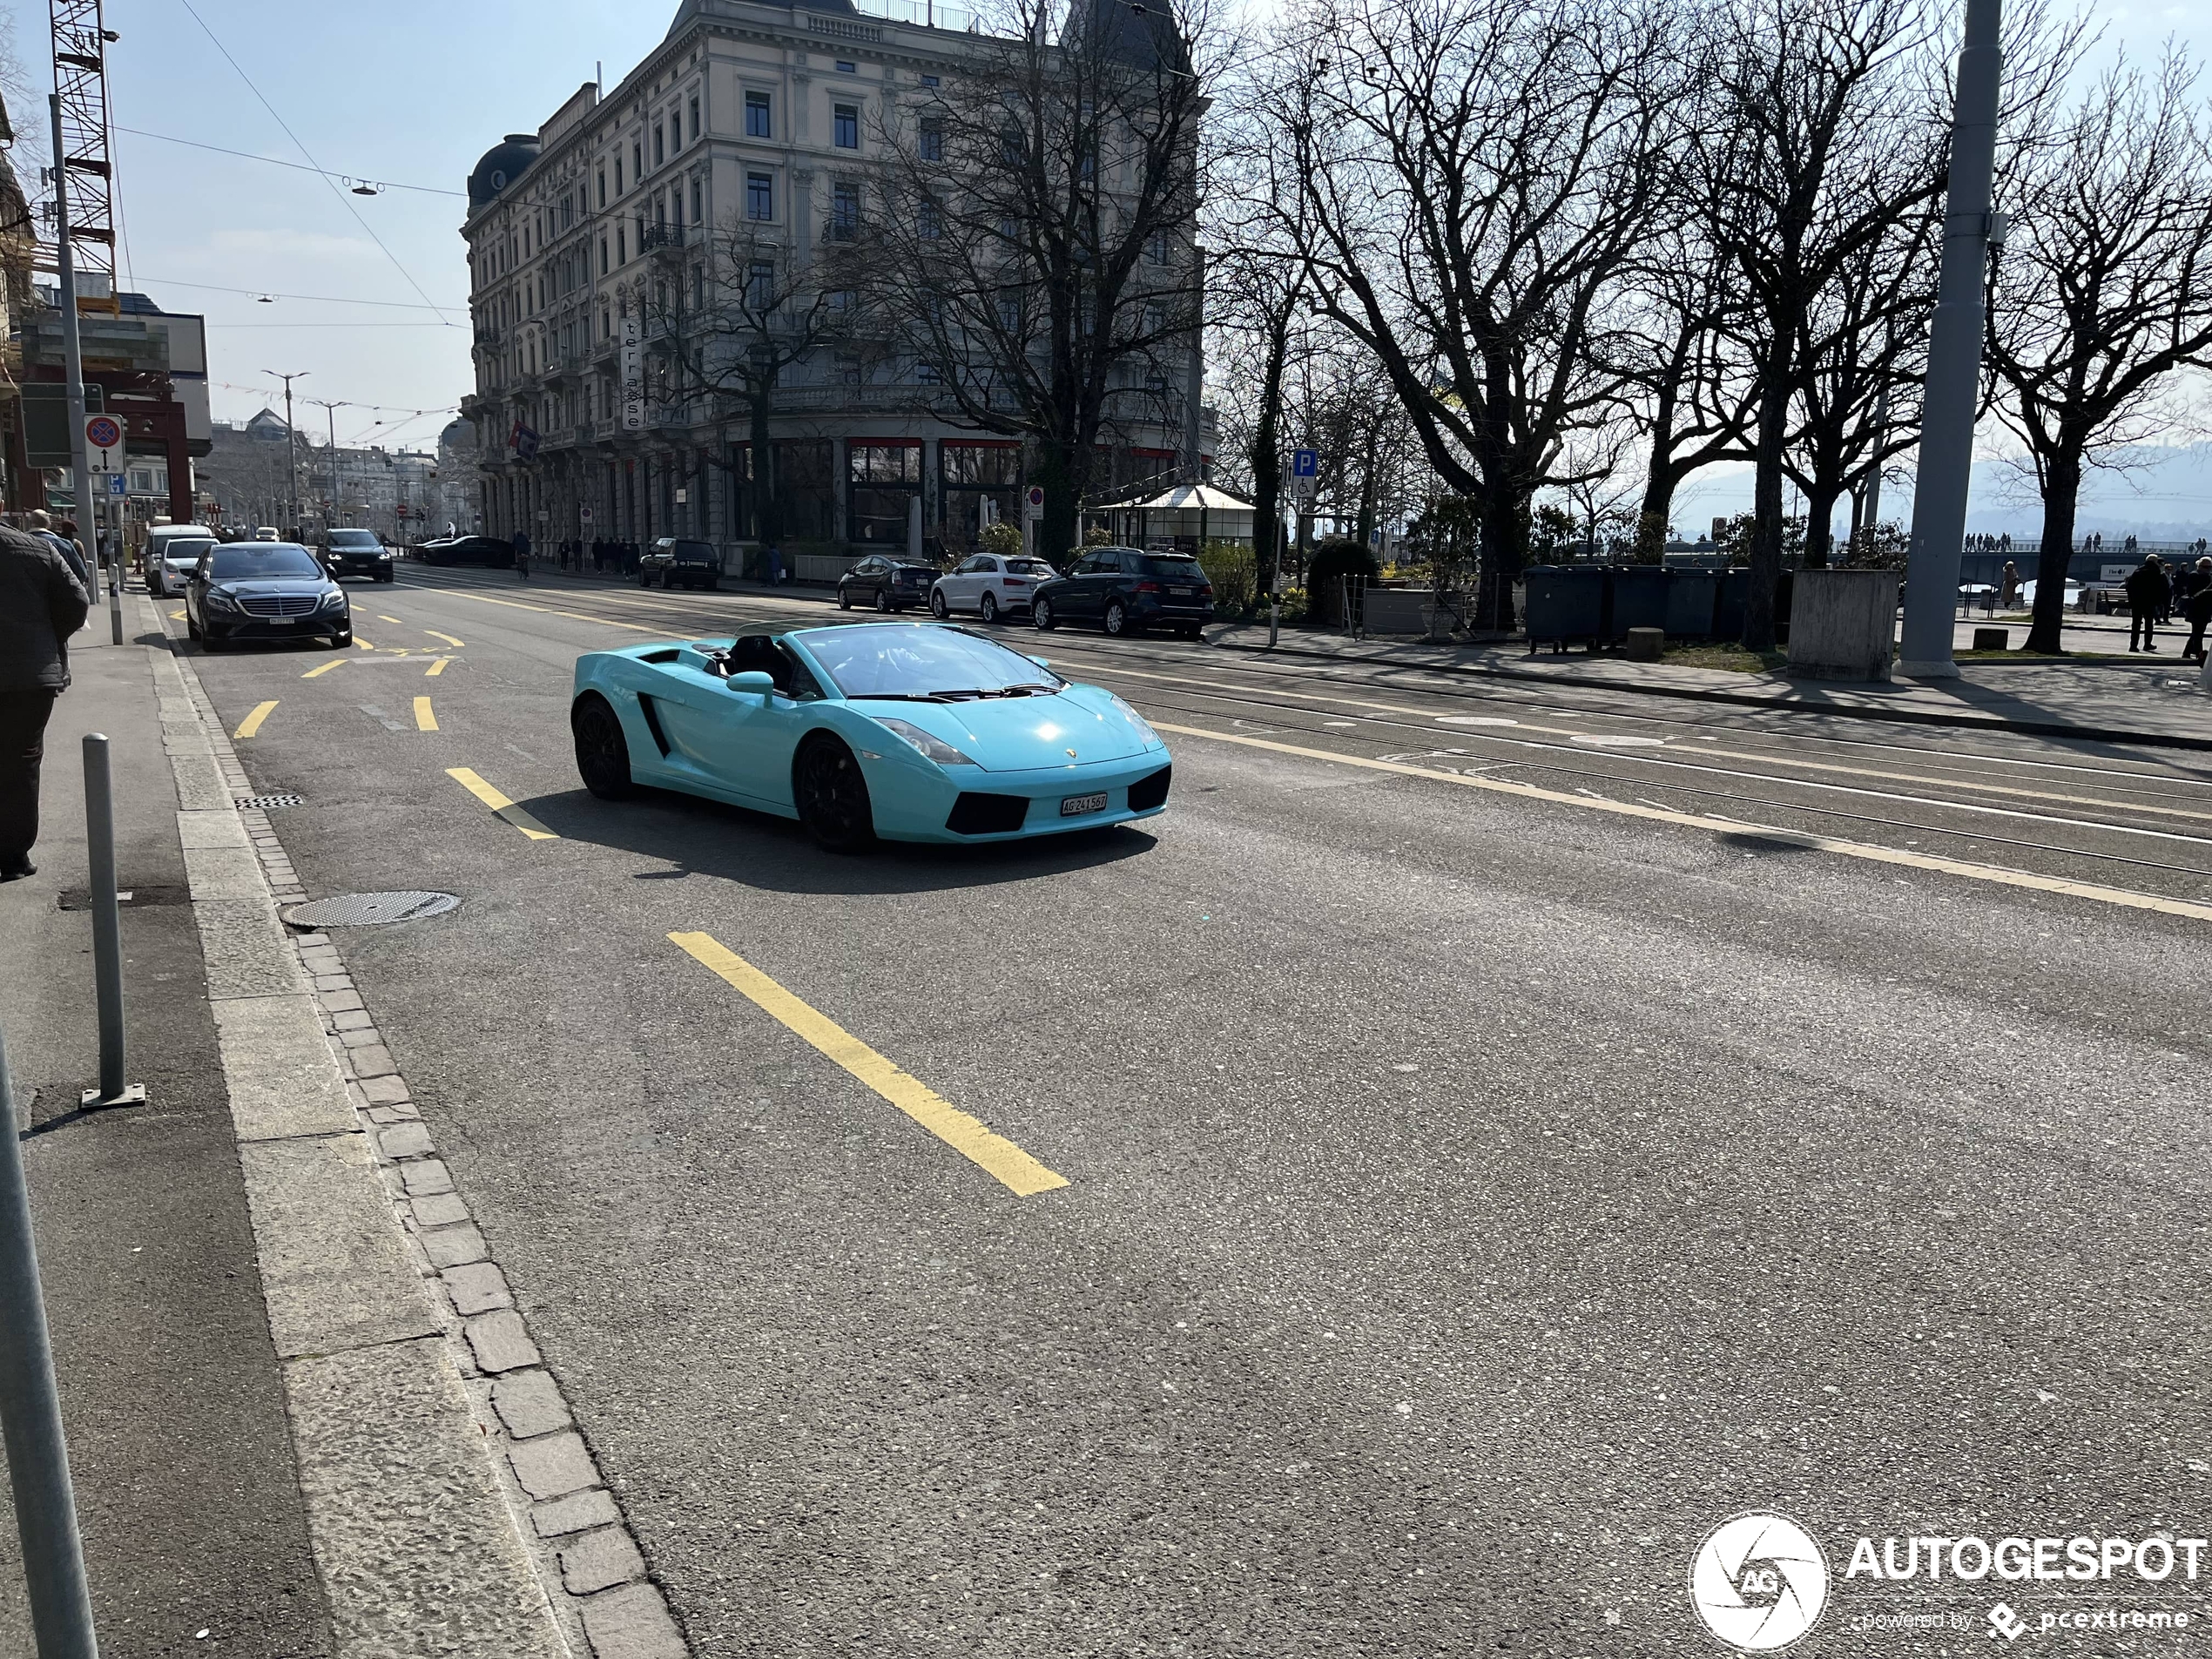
left=980, top=592, right=1000, bottom=624
left=793, top=734, right=875, bottom=853
left=572, top=694, right=637, bottom=800
left=930, top=590, right=949, bottom=619
left=840, top=587, right=853, bottom=610
left=1034, top=597, right=1056, bottom=631
left=1103, top=599, right=1130, bottom=637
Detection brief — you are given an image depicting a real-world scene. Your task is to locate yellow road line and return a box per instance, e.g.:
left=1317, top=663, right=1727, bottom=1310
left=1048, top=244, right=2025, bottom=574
left=424, top=629, right=465, bottom=648
left=424, top=657, right=448, bottom=677
left=354, top=636, right=375, bottom=651
left=169, top=607, right=185, bottom=620
left=669, top=931, right=1068, bottom=1197
left=233, top=700, right=278, bottom=739
left=378, top=614, right=404, bottom=624
left=301, top=658, right=347, bottom=679
left=445, top=766, right=557, bottom=840
left=1155, top=721, right=2212, bottom=927
left=414, top=696, right=437, bottom=732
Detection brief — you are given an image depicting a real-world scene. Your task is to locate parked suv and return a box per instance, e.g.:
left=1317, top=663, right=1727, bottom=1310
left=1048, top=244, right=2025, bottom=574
left=639, top=537, right=723, bottom=590
left=930, top=552, right=1059, bottom=624
left=1030, top=547, right=1214, bottom=638
left=318, top=527, right=395, bottom=583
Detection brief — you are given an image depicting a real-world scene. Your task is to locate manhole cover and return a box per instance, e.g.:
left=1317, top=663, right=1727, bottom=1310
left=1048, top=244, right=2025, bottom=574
left=283, top=891, right=459, bottom=928
left=237, top=792, right=306, bottom=810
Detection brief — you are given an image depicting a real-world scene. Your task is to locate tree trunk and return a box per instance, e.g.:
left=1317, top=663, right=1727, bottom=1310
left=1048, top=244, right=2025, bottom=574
left=1353, top=421, right=1381, bottom=553
left=1036, top=442, right=1078, bottom=564
left=1636, top=381, right=1682, bottom=563
left=1803, top=482, right=1839, bottom=569
left=1742, top=366, right=1791, bottom=651
left=1479, top=492, right=1524, bottom=632
left=1250, top=324, right=1288, bottom=598
left=749, top=389, right=779, bottom=543
left=2025, top=448, right=2081, bottom=654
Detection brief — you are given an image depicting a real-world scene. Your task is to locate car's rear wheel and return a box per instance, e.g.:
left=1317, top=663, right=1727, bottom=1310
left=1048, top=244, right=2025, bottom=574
left=930, top=590, right=949, bottom=619
left=1034, top=597, right=1056, bottom=631
left=572, top=694, right=637, bottom=800
left=980, top=592, right=1000, bottom=624
left=793, top=735, right=874, bottom=853
left=875, top=587, right=892, bottom=612
left=1104, top=599, right=1129, bottom=637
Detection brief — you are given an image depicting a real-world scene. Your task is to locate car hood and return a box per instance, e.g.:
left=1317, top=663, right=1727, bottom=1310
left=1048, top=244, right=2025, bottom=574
left=857, top=683, right=1160, bottom=772
left=210, top=576, right=337, bottom=594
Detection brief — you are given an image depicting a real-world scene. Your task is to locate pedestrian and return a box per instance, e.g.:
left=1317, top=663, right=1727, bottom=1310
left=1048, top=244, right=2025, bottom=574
left=2184, top=559, right=2212, bottom=664
left=0, top=520, right=91, bottom=881
left=2001, top=560, right=2021, bottom=607
left=2125, top=554, right=2166, bottom=652
left=24, top=509, right=89, bottom=589
left=514, top=529, right=531, bottom=582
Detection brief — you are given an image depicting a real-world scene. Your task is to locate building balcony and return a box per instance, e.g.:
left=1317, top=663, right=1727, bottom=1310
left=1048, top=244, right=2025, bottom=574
left=639, top=223, right=690, bottom=253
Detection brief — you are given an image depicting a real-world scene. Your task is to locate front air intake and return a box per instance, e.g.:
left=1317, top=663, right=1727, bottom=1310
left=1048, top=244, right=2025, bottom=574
left=946, top=792, right=1030, bottom=835
left=1127, top=766, right=1171, bottom=813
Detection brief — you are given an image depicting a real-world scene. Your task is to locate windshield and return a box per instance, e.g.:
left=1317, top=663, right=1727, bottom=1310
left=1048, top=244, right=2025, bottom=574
left=210, top=545, right=325, bottom=580
left=327, top=529, right=381, bottom=549
left=801, top=624, right=1066, bottom=699
left=669, top=541, right=716, bottom=561
left=163, top=539, right=216, bottom=563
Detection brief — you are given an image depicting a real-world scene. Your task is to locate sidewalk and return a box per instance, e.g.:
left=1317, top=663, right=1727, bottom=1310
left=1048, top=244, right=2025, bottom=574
left=0, top=604, right=334, bottom=1656
left=1205, top=621, right=2212, bottom=751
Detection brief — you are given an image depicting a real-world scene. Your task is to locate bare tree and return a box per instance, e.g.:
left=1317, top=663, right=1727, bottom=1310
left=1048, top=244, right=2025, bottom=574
left=1272, top=0, right=1676, bottom=626
left=865, top=0, right=1215, bottom=561
left=1987, top=46, right=2212, bottom=653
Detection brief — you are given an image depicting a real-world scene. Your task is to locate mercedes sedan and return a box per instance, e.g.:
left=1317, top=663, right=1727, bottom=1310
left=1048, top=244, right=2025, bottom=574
left=185, top=541, right=353, bottom=651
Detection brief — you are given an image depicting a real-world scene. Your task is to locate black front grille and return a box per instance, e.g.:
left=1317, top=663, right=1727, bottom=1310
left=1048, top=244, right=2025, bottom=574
left=947, top=792, right=1030, bottom=835
left=239, top=594, right=318, bottom=617
left=1128, top=765, right=1171, bottom=813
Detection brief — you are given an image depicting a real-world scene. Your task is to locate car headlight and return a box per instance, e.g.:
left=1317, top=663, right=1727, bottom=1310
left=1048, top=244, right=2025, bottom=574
left=1106, top=691, right=1162, bottom=745
left=318, top=589, right=348, bottom=611
left=204, top=588, right=239, bottom=611
left=376, top=550, right=393, bottom=561
left=872, top=717, right=977, bottom=767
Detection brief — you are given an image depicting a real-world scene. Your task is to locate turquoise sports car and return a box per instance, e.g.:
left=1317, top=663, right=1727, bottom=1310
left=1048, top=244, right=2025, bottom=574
left=570, top=622, right=1172, bottom=851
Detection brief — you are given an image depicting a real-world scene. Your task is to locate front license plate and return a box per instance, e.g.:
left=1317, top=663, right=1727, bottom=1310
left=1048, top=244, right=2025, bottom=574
left=1061, top=792, right=1108, bottom=817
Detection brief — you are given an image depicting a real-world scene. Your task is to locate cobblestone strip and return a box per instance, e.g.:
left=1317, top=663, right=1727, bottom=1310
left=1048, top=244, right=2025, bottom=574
left=152, top=603, right=689, bottom=1659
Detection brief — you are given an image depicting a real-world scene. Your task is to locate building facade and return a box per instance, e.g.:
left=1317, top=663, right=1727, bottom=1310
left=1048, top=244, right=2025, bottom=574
left=461, top=0, right=1211, bottom=562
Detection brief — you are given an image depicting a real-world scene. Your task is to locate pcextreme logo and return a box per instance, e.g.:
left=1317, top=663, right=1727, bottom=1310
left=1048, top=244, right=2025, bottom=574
left=1689, top=1512, right=1832, bottom=1652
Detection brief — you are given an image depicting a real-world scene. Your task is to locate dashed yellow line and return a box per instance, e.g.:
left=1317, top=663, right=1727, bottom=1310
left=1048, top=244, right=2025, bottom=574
left=1154, top=721, right=2212, bottom=927
left=302, top=658, right=347, bottom=679
left=354, top=636, right=375, bottom=651
left=378, top=613, right=405, bottom=624
left=424, top=629, right=466, bottom=648
left=424, top=657, right=449, bottom=677
left=445, top=766, right=556, bottom=840
left=233, top=700, right=278, bottom=740
left=414, top=696, right=437, bottom=732
left=669, top=931, right=1069, bottom=1197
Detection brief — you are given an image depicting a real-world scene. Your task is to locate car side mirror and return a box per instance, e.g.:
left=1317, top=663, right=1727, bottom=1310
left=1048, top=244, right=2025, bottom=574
left=726, top=670, right=775, bottom=696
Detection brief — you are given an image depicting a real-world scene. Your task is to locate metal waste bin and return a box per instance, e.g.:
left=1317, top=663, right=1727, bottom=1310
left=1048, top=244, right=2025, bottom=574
left=1712, top=567, right=1750, bottom=640
left=1664, top=569, right=1721, bottom=639
left=1524, top=565, right=1606, bottom=652
left=1608, top=567, right=1668, bottom=639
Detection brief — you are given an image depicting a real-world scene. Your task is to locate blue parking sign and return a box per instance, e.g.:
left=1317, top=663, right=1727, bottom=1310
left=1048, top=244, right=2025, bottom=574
left=1291, top=448, right=1319, bottom=478
left=106, top=473, right=127, bottom=496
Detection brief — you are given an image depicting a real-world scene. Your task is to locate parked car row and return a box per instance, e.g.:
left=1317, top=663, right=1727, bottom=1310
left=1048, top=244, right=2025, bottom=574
left=837, top=547, right=1215, bottom=637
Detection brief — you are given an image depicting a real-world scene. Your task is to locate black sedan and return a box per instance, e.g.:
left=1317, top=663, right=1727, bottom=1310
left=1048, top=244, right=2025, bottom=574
left=319, top=527, right=395, bottom=583
left=419, top=535, right=516, bottom=569
left=838, top=554, right=938, bottom=612
left=185, top=542, right=352, bottom=651
left=1031, top=546, right=1214, bottom=638
left=639, top=537, right=722, bottom=590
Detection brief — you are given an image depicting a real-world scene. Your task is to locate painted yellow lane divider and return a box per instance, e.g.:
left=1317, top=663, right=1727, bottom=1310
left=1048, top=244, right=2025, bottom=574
left=378, top=614, right=405, bottom=625
left=301, top=658, right=347, bottom=680
left=414, top=696, right=437, bottom=732
left=424, top=658, right=449, bottom=678
left=1155, top=722, right=2212, bottom=927
left=354, top=636, right=375, bottom=651
left=233, top=700, right=278, bottom=740
left=445, top=767, right=557, bottom=841
left=424, top=630, right=466, bottom=648
left=669, top=931, right=1069, bottom=1197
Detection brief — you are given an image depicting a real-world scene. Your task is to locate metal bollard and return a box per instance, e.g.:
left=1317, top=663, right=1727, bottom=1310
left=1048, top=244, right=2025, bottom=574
left=78, top=737, right=142, bottom=1110
left=0, top=1027, right=104, bottom=1659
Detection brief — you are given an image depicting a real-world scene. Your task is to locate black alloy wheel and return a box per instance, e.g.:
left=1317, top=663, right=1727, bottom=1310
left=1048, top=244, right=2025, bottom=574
left=572, top=695, right=637, bottom=800
left=980, top=592, right=1000, bottom=624
left=1103, top=598, right=1129, bottom=637
left=1033, top=597, right=1056, bottom=631
left=794, top=735, right=875, bottom=853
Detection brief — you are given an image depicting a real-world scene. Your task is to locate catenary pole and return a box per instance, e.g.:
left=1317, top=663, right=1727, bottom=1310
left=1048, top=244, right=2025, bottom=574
left=48, top=96, right=95, bottom=605
left=1897, top=0, right=2003, bottom=677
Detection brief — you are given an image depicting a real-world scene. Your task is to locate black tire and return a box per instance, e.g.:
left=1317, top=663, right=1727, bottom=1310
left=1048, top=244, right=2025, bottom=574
left=793, top=735, right=875, bottom=853
left=203, top=631, right=226, bottom=652
left=380, top=571, right=395, bottom=583
left=1034, top=597, right=1056, bottom=631
left=930, top=590, right=949, bottom=620
left=840, top=587, right=853, bottom=610
left=875, top=586, right=893, bottom=613
left=980, top=592, right=1000, bottom=624
left=185, top=609, right=201, bottom=642
left=334, top=631, right=352, bottom=649
left=1103, top=598, right=1129, bottom=637
left=572, top=694, right=637, bottom=800
left=705, top=577, right=719, bottom=591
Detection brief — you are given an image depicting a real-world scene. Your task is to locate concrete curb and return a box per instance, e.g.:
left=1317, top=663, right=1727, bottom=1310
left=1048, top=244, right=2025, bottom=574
left=1205, top=633, right=2212, bottom=753
left=145, top=596, right=690, bottom=1659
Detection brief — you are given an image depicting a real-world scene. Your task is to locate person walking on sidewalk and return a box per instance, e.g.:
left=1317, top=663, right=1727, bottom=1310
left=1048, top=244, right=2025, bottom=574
left=26, top=509, right=88, bottom=589
left=513, top=529, right=531, bottom=582
left=0, top=522, right=91, bottom=881
left=2125, top=555, right=2167, bottom=651
left=2184, top=558, right=2212, bottom=664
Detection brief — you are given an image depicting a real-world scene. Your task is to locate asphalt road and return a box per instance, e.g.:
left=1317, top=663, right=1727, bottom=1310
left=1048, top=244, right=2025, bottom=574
left=165, top=565, right=2212, bottom=1655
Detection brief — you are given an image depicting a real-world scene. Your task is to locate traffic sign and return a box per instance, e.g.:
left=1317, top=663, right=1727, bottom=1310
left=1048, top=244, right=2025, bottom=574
left=106, top=474, right=126, bottom=496
left=1022, top=484, right=1045, bottom=523
left=1291, top=448, right=1318, bottom=478
left=86, top=414, right=122, bottom=469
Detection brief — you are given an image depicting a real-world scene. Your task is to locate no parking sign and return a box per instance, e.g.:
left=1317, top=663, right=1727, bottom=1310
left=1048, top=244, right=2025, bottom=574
left=85, top=414, right=121, bottom=470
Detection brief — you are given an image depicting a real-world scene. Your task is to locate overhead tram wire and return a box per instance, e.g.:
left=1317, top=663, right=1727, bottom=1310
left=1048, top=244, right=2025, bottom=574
left=112, top=125, right=465, bottom=197
left=140, top=277, right=458, bottom=314
left=173, top=0, right=455, bottom=324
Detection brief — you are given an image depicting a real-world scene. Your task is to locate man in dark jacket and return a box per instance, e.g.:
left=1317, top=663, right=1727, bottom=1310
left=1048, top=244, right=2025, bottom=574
left=2124, top=556, right=2168, bottom=652
left=2184, top=557, right=2212, bottom=664
left=0, top=523, right=91, bottom=879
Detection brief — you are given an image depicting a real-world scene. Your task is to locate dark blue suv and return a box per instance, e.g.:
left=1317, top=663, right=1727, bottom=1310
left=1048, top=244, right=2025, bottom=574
left=1030, top=547, right=1214, bottom=638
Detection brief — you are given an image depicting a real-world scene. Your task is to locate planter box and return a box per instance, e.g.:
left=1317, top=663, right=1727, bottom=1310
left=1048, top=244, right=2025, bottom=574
left=1788, top=569, right=1898, bottom=681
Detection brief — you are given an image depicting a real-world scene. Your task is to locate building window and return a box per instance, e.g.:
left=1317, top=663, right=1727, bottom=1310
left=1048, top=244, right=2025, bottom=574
left=746, top=91, right=772, bottom=138
left=694, top=265, right=705, bottom=308
left=691, top=176, right=703, bottom=224
left=747, top=260, right=775, bottom=310
left=746, top=171, right=773, bottom=220
left=919, top=199, right=941, bottom=239
left=829, top=181, right=860, bottom=239
left=836, top=59, right=857, bottom=72
left=632, top=140, right=643, bottom=180
left=599, top=236, right=609, bottom=275
left=654, top=122, right=665, bottom=167
left=920, top=119, right=943, bottom=161
left=616, top=156, right=624, bottom=194
left=618, top=226, right=627, bottom=263
left=834, top=105, right=860, bottom=149
left=1146, top=233, right=1170, bottom=265
left=914, top=361, right=942, bottom=385
left=921, top=74, right=940, bottom=87
left=597, top=168, right=606, bottom=207
left=688, top=95, right=700, bottom=141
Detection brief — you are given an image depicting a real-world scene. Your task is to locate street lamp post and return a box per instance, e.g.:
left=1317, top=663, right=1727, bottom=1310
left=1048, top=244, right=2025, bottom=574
left=1897, top=0, right=2004, bottom=677
left=264, top=369, right=308, bottom=536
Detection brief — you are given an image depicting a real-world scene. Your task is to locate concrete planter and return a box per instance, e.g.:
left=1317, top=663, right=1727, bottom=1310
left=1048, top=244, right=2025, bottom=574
left=1787, top=569, right=1898, bottom=681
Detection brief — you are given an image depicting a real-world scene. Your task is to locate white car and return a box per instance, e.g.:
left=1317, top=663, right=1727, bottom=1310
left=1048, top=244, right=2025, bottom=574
left=929, top=553, right=1059, bottom=624
left=145, top=525, right=219, bottom=597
